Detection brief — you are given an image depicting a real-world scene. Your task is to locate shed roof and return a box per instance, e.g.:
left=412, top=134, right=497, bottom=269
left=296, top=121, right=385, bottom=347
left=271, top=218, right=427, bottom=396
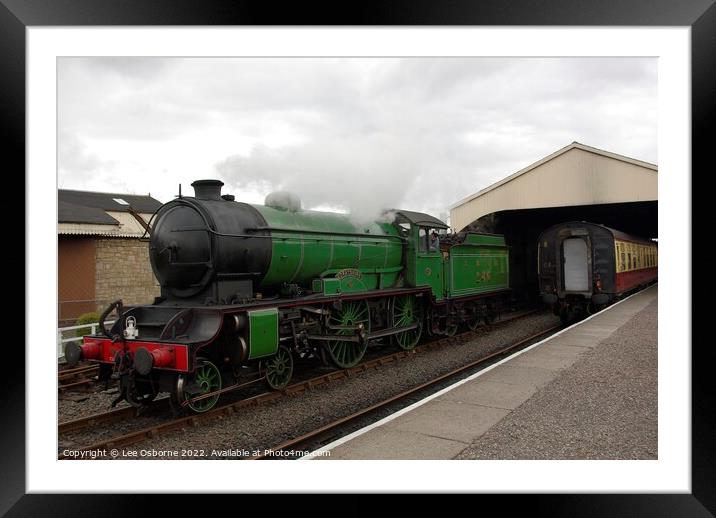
left=449, top=142, right=657, bottom=232
left=450, top=142, right=656, bottom=210
left=58, top=200, right=120, bottom=225
left=58, top=188, right=161, bottom=236
left=59, top=189, right=162, bottom=217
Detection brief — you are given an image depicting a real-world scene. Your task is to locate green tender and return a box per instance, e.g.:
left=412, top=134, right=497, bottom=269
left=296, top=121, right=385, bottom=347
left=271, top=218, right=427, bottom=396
left=446, top=234, right=509, bottom=297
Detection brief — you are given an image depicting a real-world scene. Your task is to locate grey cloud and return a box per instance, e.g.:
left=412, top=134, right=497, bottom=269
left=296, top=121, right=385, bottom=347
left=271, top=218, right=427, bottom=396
left=59, top=57, right=657, bottom=217
left=58, top=132, right=117, bottom=181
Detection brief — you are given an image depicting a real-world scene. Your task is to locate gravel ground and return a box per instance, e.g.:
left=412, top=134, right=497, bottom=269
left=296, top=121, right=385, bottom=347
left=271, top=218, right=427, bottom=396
left=456, top=298, right=658, bottom=460
left=59, top=389, right=132, bottom=422
left=83, top=311, right=559, bottom=459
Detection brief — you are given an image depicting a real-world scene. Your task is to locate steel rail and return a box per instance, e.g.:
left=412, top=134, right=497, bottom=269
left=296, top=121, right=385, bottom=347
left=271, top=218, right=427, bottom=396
left=255, top=324, right=562, bottom=460
left=58, top=309, right=544, bottom=459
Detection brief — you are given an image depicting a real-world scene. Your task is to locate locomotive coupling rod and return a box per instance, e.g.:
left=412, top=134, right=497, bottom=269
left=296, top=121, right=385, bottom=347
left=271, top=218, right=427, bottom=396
left=304, top=322, right=418, bottom=343
left=365, top=323, right=419, bottom=340
left=305, top=334, right=361, bottom=343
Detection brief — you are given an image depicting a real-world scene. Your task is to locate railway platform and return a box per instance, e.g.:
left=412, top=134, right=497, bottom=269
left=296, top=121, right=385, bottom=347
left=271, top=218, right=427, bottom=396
left=316, top=285, right=658, bottom=460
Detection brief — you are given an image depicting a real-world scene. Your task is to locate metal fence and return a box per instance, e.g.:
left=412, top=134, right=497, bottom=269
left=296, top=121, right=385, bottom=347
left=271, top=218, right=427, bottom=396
left=57, top=320, right=115, bottom=359
left=58, top=299, right=116, bottom=327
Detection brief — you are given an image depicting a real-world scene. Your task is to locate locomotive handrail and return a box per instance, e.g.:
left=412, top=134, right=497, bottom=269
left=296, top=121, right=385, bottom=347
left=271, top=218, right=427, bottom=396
left=146, top=199, right=404, bottom=242
left=246, top=226, right=407, bottom=242
left=99, top=299, right=124, bottom=339
left=168, top=227, right=272, bottom=239
left=138, top=204, right=163, bottom=240
left=319, top=266, right=404, bottom=278
left=155, top=199, right=218, bottom=293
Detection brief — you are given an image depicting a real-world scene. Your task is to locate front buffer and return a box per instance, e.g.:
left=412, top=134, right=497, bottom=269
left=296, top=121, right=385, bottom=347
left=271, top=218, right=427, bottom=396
left=64, top=300, right=281, bottom=413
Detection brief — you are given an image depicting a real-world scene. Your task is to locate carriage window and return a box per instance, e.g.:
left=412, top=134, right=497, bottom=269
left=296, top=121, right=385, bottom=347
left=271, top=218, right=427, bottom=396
left=620, top=252, right=626, bottom=272
left=627, top=253, right=631, bottom=271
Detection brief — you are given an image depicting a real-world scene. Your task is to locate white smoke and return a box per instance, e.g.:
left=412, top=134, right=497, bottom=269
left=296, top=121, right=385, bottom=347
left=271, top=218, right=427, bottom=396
left=216, top=134, right=425, bottom=225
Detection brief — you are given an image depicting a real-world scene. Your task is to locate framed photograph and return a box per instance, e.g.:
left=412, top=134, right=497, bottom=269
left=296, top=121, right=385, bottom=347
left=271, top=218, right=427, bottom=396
left=5, top=0, right=711, bottom=512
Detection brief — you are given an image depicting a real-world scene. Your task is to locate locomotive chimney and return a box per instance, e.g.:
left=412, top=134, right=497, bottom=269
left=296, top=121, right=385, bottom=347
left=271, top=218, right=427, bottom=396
left=191, top=179, right=224, bottom=200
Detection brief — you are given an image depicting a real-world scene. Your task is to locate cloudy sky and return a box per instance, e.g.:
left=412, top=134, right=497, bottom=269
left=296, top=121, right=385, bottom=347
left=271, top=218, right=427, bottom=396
left=58, top=57, right=656, bottom=222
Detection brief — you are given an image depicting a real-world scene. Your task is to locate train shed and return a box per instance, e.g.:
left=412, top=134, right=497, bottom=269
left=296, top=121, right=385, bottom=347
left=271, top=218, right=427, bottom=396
left=449, top=142, right=657, bottom=303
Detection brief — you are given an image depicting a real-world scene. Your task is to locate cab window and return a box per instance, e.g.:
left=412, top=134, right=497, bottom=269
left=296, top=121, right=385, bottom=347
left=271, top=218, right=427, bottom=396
left=397, top=222, right=411, bottom=237
left=418, top=228, right=428, bottom=252
left=418, top=227, right=441, bottom=253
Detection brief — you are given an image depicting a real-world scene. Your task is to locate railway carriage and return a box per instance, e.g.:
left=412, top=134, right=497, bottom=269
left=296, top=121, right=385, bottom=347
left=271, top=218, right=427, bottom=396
left=537, top=221, right=657, bottom=323
left=66, top=180, right=510, bottom=413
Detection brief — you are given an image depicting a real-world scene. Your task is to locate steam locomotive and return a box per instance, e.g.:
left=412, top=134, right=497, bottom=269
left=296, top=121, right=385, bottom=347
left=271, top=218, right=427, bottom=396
left=66, top=180, right=511, bottom=413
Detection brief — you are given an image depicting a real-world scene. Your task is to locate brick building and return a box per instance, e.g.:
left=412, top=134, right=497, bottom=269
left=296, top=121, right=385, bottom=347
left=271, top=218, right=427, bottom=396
left=58, top=189, right=163, bottom=325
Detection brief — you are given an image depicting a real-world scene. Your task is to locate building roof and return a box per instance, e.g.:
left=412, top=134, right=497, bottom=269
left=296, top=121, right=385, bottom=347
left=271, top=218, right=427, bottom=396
left=448, top=142, right=658, bottom=232
left=58, top=189, right=162, bottom=237
left=58, top=200, right=120, bottom=225
left=59, top=189, right=163, bottom=217
left=449, top=142, right=657, bottom=210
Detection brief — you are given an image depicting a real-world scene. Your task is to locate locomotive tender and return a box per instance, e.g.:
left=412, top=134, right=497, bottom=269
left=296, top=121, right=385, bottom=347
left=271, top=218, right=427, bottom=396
left=67, top=180, right=510, bottom=413
left=538, top=221, right=657, bottom=323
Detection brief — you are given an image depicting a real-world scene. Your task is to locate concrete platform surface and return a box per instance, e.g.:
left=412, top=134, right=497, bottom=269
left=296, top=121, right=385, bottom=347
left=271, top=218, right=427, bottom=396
left=316, top=285, right=657, bottom=460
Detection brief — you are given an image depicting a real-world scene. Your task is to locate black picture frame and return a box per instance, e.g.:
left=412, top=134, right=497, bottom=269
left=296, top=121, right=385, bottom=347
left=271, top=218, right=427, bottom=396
left=3, top=0, right=712, bottom=514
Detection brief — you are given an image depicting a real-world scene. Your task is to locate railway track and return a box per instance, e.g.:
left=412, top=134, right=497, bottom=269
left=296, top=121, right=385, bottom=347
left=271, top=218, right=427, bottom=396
left=58, top=364, right=100, bottom=392
left=256, top=323, right=561, bottom=459
left=58, top=309, right=556, bottom=460
left=58, top=308, right=537, bottom=435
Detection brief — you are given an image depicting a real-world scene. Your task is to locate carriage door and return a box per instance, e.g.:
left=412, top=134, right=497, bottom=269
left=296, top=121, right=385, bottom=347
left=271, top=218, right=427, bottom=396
left=562, top=237, right=589, bottom=292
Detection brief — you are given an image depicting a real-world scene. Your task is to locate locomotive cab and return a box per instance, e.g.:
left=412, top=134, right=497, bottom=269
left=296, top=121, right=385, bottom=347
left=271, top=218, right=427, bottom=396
left=392, top=211, right=450, bottom=301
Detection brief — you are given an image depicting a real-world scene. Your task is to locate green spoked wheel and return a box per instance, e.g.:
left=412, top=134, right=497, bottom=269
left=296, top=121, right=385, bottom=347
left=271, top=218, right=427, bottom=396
left=180, top=358, right=222, bottom=413
left=390, top=295, right=424, bottom=350
left=263, top=345, right=294, bottom=390
left=326, top=300, right=371, bottom=368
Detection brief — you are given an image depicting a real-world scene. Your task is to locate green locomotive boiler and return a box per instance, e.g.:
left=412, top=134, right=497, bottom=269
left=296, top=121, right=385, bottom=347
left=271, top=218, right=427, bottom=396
left=69, top=180, right=510, bottom=413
